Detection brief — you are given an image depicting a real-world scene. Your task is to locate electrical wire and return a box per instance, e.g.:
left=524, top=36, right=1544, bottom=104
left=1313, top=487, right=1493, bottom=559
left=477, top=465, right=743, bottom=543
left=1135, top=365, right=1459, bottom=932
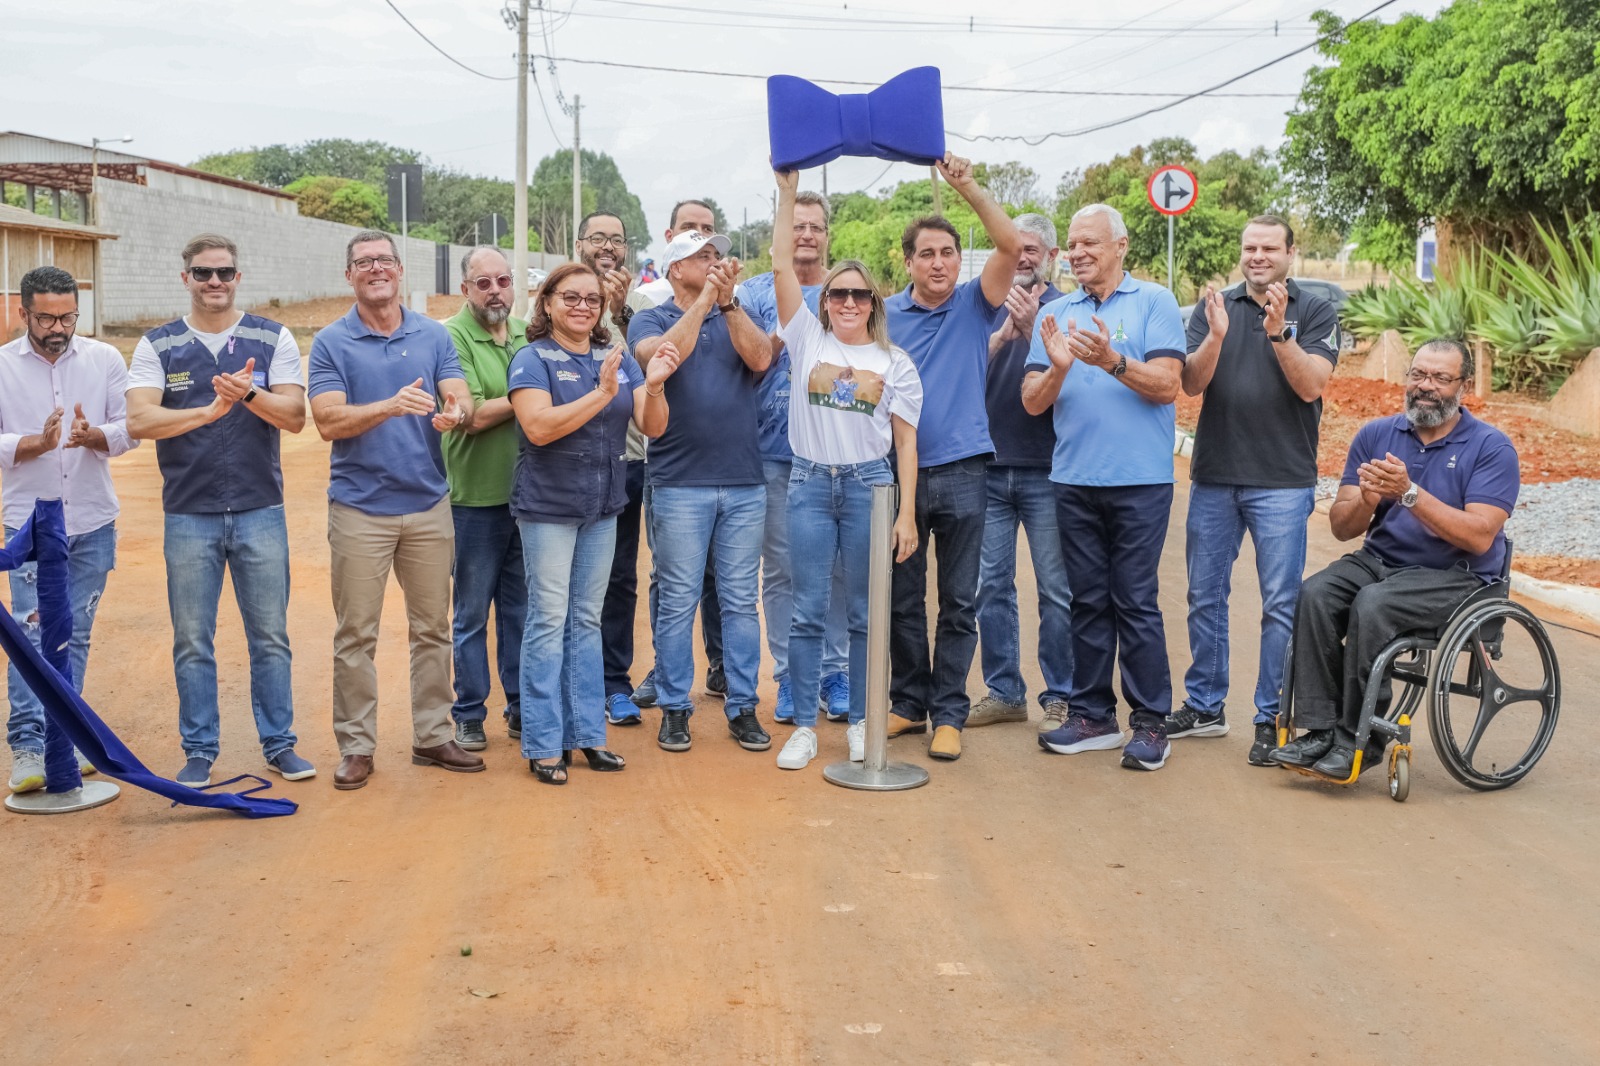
left=379, top=0, right=516, bottom=81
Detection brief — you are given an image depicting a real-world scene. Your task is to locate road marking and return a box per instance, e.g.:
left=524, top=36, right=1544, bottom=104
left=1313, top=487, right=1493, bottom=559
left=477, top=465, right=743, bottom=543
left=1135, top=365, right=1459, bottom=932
left=936, top=962, right=971, bottom=976
left=824, top=903, right=856, bottom=913
left=804, top=819, right=834, bottom=827
left=844, top=1023, right=883, bottom=1035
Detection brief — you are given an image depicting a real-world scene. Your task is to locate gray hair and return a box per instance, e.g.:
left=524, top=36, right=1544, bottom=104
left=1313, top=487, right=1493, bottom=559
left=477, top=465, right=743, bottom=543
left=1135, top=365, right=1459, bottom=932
left=346, top=229, right=397, bottom=266
left=1071, top=204, right=1128, bottom=241
left=460, top=245, right=510, bottom=277
left=1014, top=213, right=1057, bottom=247
left=1416, top=337, right=1475, bottom=382
left=795, top=190, right=831, bottom=226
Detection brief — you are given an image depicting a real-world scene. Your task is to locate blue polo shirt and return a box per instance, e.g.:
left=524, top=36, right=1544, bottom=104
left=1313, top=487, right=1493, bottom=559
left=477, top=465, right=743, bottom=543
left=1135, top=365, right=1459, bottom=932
left=739, top=273, right=823, bottom=462
left=886, top=278, right=1003, bottom=468
left=1341, top=408, right=1519, bottom=582
left=308, top=305, right=465, bottom=516
left=628, top=297, right=764, bottom=487
left=1025, top=273, right=1186, bottom=487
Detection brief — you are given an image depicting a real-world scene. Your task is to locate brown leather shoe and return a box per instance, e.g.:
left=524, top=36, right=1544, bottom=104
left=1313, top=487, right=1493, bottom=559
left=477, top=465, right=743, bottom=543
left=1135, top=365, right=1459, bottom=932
left=412, top=740, right=486, bottom=773
left=334, top=754, right=374, bottom=790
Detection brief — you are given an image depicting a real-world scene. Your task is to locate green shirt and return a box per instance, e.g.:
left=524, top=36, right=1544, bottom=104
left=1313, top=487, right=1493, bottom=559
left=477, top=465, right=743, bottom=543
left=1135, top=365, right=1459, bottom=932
left=441, top=306, right=528, bottom=507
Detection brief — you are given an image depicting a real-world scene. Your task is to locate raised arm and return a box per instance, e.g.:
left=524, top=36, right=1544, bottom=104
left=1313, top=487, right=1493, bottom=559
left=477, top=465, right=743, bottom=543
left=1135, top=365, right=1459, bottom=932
left=772, top=169, right=804, bottom=330
left=937, top=152, right=1023, bottom=308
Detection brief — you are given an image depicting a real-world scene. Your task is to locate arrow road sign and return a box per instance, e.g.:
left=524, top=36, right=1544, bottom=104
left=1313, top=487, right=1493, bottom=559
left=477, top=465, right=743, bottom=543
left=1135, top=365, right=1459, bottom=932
left=1147, top=165, right=1198, bottom=217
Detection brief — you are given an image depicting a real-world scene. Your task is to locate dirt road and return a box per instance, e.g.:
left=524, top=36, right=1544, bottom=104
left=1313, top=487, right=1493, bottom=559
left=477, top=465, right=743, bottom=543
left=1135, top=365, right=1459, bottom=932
left=3, top=417, right=1597, bottom=1065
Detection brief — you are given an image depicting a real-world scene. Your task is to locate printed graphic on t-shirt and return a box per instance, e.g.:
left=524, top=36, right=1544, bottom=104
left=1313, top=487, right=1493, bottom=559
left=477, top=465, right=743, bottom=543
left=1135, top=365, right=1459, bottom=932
left=807, top=361, right=884, bottom=416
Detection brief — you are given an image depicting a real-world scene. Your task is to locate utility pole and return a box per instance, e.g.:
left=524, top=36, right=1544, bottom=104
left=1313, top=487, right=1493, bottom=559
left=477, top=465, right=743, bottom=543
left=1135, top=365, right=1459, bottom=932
left=571, top=94, right=582, bottom=260
left=822, top=165, right=828, bottom=199
left=929, top=166, right=943, bottom=215
left=742, top=207, right=748, bottom=260
left=512, top=0, right=530, bottom=318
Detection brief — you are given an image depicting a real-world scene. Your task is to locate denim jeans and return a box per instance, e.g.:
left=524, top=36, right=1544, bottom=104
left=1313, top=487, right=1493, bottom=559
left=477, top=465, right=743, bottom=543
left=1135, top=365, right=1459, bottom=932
left=787, top=457, right=892, bottom=727
left=650, top=484, right=765, bottom=717
left=1053, top=483, right=1173, bottom=722
left=975, top=465, right=1073, bottom=706
left=1183, top=484, right=1315, bottom=724
left=164, top=506, right=296, bottom=762
left=451, top=504, right=526, bottom=724
left=761, top=459, right=849, bottom=683
left=643, top=471, right=723, bottom=675
left=6, top=521, right=116, bottom=754
left=518, top=517, right=616, bottom=760
left=602, top=460, right=646, bottom=697
left=889, top=455, right=988, bottom=729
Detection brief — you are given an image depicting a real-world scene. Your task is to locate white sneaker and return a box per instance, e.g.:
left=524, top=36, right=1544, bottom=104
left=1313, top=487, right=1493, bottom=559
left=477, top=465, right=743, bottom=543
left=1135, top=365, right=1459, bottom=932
left=847, top=721, right=865, bottom=762
left=9, top=750, right=45, bottom=793
left=75, top=748, right=96, bottom=776
left=776, top=726, right=818, bottom=770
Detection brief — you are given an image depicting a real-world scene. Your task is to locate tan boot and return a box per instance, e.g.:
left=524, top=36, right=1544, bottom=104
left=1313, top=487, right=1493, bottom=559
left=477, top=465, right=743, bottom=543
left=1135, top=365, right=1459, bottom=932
left=929, top=725, right=962, bottom=761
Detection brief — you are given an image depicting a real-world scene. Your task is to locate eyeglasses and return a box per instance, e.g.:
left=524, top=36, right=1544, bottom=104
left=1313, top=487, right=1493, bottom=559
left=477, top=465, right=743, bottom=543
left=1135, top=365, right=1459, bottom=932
left=793, top=223, right=828, bottom=236
left=553, top=290, right=603, bottom=310
left=350, top=255, right=401, bottom=272
left=1405, top=369, right=1465, bottom=387
left=825, top=288, right=874, bottom=306
left=188, top=266, right=238, bottom=283
left=26, top=311, right=80, bottom=329
left=471, top=274, right=513, bottom=291
left=580, top=234, right=629, bottom=249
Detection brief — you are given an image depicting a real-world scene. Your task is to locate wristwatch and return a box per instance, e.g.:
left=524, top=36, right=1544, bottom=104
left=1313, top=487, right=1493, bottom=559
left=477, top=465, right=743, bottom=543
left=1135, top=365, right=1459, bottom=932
left=719, top=297, right=741, bottom=314
left=1399, top=483, right=1420, bottom=508
left=1110, top=354, right=1128, bottom=378
left=1266, top=328, right=1292, bottom=343
left=242, top=387, right=258, bottom=404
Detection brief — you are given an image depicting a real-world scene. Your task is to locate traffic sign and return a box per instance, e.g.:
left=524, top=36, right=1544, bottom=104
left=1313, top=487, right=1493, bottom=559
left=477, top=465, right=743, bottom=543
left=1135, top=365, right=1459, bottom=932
left=1147, top=165, right=1198, bottom=217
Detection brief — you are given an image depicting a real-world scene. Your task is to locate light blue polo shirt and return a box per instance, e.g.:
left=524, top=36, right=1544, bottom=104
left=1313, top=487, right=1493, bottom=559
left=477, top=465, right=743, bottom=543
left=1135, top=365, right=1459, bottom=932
left=308, top=305, right=465, bottom=516
left=1025, top=273, right=1186, bottom=487
left=886, top=278, right=1003, bottom=468
left=739, top=272, right=823, bottom=463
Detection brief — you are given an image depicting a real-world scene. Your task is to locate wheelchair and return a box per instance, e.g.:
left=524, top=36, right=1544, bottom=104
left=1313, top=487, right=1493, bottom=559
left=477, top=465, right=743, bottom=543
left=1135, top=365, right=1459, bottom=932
left=1276, top=541, right=1562, bottom=802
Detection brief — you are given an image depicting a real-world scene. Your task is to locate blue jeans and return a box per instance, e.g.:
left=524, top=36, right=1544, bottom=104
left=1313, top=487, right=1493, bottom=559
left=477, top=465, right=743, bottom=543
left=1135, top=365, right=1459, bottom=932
left=642, top=471, right=723, bottom=674
left=6, top=521, right=116, bottom=754
left=518, top=517, right=616, bottom=760
left=451, top=504, right=526, bottom=724
left=976, top=465, right=1073, bottom=706
left=650, top=484, right=765, bottom=717
left=165, top=506, right=297, bottom=762
left=762, top=459, right=849, bottom=683
left=787, top=458, right=892, bottom=727
left=1183, top=484, right=1315, bottom=724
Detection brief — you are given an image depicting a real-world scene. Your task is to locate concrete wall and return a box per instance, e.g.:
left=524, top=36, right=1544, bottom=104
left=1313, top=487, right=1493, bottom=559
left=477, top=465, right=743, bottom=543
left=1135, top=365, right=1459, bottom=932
left=1546, top=348, right=1600, bottom=437
left=94, top=178, right=567, bottom=324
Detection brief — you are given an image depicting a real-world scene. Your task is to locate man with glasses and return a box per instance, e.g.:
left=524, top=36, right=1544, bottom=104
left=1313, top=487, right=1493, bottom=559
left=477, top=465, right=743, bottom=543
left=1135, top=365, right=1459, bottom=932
left=1270, top=340, right=1518, bottom=783
left=309, top=230, right=479, bottom=790
left=629, top=230, right=774, bottom=754
left=1, top=267, right=137, bottom=794
left=1174, top=216, right=1341, bottom=766
left=125, top=233, right=313, bottom=787
left=441, top=246, right=528, bottom=752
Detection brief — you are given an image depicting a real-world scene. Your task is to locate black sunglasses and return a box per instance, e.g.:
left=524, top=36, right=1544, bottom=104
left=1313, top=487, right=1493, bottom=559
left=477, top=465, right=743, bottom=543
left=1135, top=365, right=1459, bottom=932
left=825, top=287, right=874, bottom=305
left=189, top=266, right=238, bottom=283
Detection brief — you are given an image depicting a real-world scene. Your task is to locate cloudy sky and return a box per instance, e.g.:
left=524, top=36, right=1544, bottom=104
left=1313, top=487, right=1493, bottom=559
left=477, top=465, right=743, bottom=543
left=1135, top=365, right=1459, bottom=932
left=5, top=0, right=1443, bottom=257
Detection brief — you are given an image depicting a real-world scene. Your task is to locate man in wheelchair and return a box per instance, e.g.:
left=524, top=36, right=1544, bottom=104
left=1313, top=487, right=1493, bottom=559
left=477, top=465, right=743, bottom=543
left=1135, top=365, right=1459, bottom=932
left=1269, top=339, right=1520, bottom=781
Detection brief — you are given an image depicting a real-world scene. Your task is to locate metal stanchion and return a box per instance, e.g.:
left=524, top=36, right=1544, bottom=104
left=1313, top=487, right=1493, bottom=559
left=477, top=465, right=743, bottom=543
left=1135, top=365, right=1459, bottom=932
left=824, top=483, right=929, bottom=792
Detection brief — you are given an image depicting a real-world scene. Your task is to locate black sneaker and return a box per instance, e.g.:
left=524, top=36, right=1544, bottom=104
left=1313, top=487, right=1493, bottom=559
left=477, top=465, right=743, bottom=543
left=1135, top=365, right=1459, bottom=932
left=727, top=708, right=770, bottom=751
left=658, top=711, right=691, bottom=752
left=1248, top=722, right=1278, bottom=766
left=705, top=660, right=728, bottom=700
left=455, top=720, right=488, bottom=751
left=1166, top=702, right=1229, bottom=738
left=632, top=670, right=659, bottom=707
left=506, top=712, right=522, bottom=739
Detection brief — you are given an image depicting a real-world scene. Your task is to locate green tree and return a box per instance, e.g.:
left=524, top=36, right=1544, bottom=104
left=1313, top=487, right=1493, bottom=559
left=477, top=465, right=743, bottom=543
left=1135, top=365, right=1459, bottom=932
left=283, top=176, right=386, bottom=228
left=528, top=149, right=649, bottom=259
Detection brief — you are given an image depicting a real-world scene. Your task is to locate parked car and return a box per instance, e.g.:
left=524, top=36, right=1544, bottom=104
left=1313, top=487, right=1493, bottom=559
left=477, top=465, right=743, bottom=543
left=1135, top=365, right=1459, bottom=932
left=527, top=267, right=548, bottom=291
left=1178, top=277, right=1354, bottom=351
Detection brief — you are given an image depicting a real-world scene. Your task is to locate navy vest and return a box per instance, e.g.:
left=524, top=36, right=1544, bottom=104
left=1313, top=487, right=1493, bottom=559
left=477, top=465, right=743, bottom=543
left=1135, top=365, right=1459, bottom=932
left=509, top=340, right=633, bottom=525
left=146, top=314, right=286, bottom=514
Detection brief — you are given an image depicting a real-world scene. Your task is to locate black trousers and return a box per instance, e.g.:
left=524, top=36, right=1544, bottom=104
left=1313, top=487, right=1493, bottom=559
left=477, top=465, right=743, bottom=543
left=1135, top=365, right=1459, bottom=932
left=602, top=460, right=647, bottom=697
left=1292, top=548, right=1482, bottom=744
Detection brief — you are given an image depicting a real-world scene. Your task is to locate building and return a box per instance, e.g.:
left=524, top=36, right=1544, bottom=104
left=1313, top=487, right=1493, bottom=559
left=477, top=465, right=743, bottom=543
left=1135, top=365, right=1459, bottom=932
left=0, top=202, right=117, bottom=338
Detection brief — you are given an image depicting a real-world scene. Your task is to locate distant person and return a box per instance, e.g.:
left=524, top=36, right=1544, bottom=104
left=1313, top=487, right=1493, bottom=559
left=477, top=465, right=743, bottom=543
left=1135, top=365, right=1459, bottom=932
left=638, top=258, right=658, bottom=285
left=1174, top=216, right=1341, bottom=766
left=309, top=230, right=479, bottom=791
left=1, top=266, right=137, bottom=794
left=126, top=233, right=313, bottom=787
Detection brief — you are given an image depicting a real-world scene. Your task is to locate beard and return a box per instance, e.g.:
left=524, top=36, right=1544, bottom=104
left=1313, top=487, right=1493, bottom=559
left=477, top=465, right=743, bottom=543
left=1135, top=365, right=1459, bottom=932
left=29, top=329, right=69, bottom=355
left=1404, top=388, right=1460, bottom=429
left=1013, top=265, right=1045, bottom=289
left=472, top=302, right=511, bottom=327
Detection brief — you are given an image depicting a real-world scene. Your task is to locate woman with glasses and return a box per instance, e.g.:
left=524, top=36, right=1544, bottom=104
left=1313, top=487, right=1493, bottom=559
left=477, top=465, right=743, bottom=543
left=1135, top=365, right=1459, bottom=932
left=508, top=263, right=682, bottom=784
left=769, top=168, right=923, bottom=772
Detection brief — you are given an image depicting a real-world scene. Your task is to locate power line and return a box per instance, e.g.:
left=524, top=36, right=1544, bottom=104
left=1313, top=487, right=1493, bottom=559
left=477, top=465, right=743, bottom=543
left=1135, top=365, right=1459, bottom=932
left=948, top=0, right=1401, bottom=144
left=380, top=0, right=516, bottom=81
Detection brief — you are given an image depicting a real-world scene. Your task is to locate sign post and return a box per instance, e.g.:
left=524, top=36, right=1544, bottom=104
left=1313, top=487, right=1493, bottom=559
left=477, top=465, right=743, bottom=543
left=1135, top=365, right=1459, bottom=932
left=386, top=164, right=424, bottom=307
left=1147, top=165, right=1198, bottom=292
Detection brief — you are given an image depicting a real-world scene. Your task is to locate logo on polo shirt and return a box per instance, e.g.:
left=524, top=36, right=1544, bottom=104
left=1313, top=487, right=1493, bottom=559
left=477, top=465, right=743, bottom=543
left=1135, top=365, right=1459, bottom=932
left=1112, top=321, right=1128, bottom=342
left=556, top=369, right=581, bottom=383
left=1448, top=453, right=1458, bottom=468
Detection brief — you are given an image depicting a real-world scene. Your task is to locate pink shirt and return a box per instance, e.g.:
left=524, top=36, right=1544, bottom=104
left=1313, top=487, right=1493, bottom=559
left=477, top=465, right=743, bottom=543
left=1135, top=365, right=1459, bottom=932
left=0, top=334, right=137, bottom=536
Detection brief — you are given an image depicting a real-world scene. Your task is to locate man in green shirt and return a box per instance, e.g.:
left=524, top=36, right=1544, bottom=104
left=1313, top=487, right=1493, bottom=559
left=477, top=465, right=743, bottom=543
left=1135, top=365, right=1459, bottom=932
left=442, top=246, right=529, bottom=750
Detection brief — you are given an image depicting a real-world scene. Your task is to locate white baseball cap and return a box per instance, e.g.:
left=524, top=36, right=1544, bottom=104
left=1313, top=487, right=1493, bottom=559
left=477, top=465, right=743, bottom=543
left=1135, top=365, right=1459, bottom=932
left=661, top=230, right=732, bottom=269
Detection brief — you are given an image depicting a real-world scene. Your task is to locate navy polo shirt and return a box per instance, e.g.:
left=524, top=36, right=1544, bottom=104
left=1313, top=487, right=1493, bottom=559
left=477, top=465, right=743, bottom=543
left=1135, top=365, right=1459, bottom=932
left=1025, top=272, right=1186, bottom=486
left=308, top=305, right=465, bottom=516
left=1341, top=408, right=1520, bottom=582
left=886, top=278, right=1003, bottom=468
left=738, top=272, right=822, bottom=463
left=627, top=297, right=764, bottom=487
left=506, top=338, right=645, bottom=525
left=986, top=282, right=1062, bottom=469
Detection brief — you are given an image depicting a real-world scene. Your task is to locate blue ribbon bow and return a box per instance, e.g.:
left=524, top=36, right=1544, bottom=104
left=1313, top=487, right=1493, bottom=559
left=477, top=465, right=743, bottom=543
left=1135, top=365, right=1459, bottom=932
left=767, top=66, right=946, bottom=171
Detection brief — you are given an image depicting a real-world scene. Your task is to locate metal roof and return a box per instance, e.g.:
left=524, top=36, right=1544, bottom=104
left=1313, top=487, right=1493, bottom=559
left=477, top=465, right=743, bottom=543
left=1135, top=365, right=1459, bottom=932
left=0, top=132, right=143, bottom=167
left=0, top=202, right=118, bottom=240
left=0, top=131, right=294, bottom=200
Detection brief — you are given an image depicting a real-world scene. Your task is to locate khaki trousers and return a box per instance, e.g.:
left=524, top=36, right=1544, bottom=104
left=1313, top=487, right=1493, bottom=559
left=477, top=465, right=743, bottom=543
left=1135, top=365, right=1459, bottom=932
left=328, top=497, right=456, bottom=755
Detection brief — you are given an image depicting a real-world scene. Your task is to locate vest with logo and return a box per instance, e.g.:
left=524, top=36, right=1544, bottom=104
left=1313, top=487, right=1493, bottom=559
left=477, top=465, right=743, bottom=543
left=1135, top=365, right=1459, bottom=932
left=145, top=314, right=285, bottom=514
left=510, top=339, right=633, bottom=524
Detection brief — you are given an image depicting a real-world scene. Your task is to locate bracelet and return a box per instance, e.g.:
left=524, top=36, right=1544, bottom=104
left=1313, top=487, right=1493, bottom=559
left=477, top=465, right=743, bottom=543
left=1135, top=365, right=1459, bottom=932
left=646, top=385, right=665, bottom=397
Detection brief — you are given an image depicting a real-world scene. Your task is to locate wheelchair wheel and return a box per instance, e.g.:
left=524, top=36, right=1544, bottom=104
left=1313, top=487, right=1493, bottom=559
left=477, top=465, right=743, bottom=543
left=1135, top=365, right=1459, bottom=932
left=1388, top=749, right=1409, bottom=802
left=1425, top=600, right=1560, bottom=790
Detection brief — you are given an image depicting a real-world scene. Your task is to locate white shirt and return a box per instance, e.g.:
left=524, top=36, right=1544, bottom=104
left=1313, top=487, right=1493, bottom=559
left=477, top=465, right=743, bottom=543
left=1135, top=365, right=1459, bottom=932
left=634, top=277, right=674, bottom=307
left=778, top=304, right=922, bottom=466
left=0, top=334, right=137, bottom=535
left=127, top=314, right=304, bottom=392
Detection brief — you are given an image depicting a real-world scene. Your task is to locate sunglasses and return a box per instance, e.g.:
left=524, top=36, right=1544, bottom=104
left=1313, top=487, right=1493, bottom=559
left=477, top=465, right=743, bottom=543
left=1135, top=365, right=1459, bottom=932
left=554, top=290, right=603, bottom=310
left=471, top=274, right=513, bottom=292
left=189, top=266, right=238, bottom=283
left=825, top=287, right=874, bottom=305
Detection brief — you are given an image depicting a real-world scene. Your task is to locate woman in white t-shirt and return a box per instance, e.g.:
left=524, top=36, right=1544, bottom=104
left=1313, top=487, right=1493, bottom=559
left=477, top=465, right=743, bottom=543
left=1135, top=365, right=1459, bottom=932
left=770, top=167, right=923, bottom=772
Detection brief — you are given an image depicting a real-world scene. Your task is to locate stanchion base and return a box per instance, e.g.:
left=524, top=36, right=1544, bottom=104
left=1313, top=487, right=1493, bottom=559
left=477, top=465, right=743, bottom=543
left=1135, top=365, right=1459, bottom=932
left=822, top=760, right=930, bottom=791
left=5, top=780, right=120, bottom=814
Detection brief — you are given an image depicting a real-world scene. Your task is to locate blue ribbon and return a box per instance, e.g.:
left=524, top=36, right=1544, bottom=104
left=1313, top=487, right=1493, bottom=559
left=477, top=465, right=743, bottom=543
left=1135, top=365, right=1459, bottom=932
left=767, top=66, right=946, bottom=171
